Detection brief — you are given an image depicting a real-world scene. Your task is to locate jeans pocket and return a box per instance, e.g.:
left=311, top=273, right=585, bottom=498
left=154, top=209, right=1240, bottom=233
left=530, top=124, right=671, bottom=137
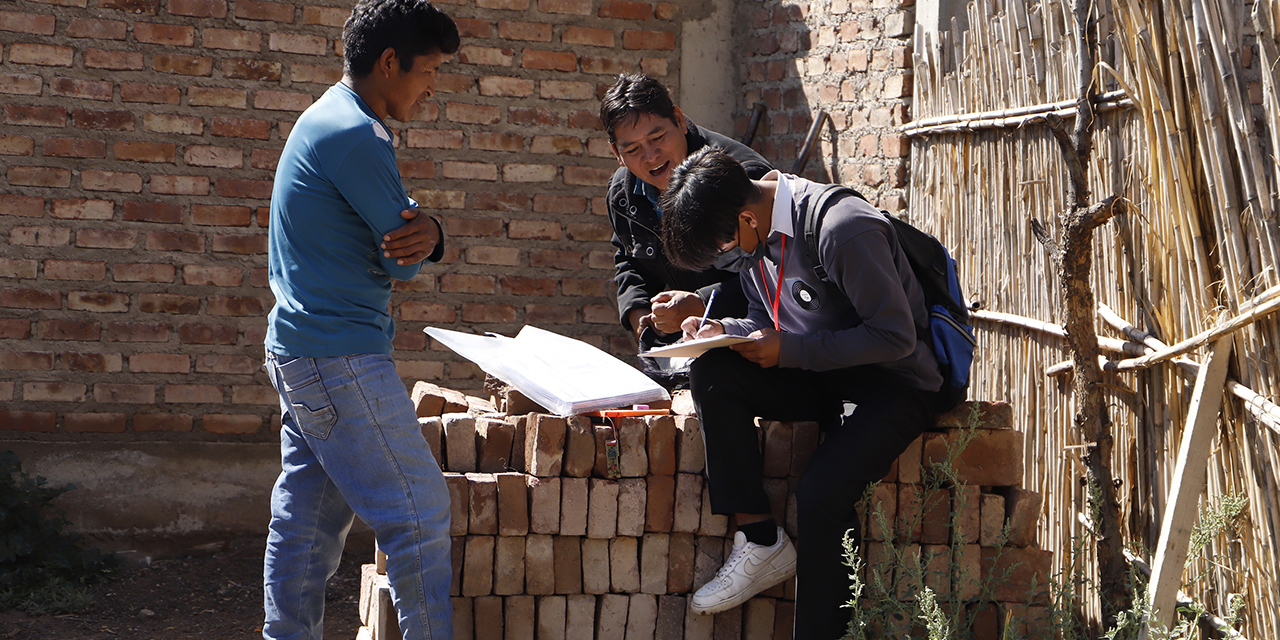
left=275, top=356, right=339, bottom=439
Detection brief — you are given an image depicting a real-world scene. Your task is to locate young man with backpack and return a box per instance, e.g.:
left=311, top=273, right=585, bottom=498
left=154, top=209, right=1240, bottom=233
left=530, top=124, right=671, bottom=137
left=660, top=148, right=951, bottom=639
left=601, top=74, right=772, bottom=372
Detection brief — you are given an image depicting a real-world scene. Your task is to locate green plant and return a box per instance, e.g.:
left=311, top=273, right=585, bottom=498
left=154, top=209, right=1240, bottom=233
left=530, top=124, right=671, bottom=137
left=0, top=450, right=116, bottom=615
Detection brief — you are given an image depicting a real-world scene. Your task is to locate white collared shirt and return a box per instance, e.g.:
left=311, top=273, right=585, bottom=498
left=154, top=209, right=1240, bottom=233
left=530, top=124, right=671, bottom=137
left=762, top=170, right=795, bottom=239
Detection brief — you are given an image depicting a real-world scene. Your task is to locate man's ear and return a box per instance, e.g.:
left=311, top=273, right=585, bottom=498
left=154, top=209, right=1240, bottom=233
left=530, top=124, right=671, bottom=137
left=610, top=142, right=624, bottom=166
left=375, top=47, right=399, bottom=78
left=672, top=105, right=687, bottom=131
left=739, top=210, right=758, bottom=230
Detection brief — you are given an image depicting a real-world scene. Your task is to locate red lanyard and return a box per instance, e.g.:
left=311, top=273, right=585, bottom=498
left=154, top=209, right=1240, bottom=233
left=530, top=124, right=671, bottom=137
left=758, top=234, right=785, bottom=331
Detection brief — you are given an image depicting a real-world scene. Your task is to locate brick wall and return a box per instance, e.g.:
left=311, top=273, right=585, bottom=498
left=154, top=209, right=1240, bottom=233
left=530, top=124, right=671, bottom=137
left=0, top=0, right=686, bottom=440
left=734, top=0, right=913, bottom=212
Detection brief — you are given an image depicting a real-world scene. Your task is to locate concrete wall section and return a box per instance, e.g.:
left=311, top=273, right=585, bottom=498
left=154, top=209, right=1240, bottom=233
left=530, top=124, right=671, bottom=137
left=3, top=441, right=279, bottom=536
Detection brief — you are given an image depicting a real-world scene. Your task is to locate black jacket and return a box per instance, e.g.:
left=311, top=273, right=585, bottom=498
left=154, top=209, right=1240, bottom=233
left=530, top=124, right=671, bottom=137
left=609, top=121, right=773, bottom=331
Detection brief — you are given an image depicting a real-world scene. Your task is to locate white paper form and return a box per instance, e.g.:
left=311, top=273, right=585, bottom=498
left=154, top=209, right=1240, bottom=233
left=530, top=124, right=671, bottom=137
left=424, top=325, right=669, bottom=416
left=640, top=334, right=757, bottom=358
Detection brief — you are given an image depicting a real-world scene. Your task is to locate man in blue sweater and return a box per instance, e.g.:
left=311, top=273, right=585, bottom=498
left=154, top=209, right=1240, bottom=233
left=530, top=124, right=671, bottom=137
left=261, top=1, right=458, bottom=638
left=661, top=149, right=943, bottom=639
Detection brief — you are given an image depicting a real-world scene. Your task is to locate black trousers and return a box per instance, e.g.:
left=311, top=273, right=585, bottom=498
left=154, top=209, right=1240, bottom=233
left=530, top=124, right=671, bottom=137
left=689, top=348, right=938, bottom=640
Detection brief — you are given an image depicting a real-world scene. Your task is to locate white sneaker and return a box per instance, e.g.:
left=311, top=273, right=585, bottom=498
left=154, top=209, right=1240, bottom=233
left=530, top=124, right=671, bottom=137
left=689, top=526, right=797, bottom=615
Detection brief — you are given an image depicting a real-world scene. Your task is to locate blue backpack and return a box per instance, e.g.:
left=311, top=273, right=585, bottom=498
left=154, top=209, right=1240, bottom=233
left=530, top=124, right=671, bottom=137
left=800, top=185, right=976, bottom=411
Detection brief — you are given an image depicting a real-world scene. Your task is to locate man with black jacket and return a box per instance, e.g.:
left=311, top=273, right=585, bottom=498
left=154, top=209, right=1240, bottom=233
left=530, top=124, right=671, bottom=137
left=602, top=74, right=772, bottom=356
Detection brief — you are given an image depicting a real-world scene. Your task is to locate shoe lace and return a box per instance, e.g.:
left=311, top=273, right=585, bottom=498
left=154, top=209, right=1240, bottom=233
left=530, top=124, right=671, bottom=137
left=711, top=541, right=755, bottom=584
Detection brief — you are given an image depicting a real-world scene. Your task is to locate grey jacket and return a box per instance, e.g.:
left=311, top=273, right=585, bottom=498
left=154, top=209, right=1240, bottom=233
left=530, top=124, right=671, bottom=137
left=720, top=176, right=944, bottom=391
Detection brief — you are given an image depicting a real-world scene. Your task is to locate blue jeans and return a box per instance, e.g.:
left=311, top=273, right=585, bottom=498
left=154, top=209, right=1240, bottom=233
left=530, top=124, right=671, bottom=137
left=262, top=352, right=453, bottom=640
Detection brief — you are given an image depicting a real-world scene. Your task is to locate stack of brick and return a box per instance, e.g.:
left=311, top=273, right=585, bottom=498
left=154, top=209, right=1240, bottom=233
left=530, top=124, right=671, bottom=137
left=356, top=396, right=1049, bottom=640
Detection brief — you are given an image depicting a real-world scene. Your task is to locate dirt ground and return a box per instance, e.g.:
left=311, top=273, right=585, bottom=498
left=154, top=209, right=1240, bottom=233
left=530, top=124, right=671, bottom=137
left=0, top=532, right=375, bottom=640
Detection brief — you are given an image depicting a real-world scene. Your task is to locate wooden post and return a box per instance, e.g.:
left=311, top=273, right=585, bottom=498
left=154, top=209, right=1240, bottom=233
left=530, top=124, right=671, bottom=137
left=1143, top=336, right=1234, bottom=636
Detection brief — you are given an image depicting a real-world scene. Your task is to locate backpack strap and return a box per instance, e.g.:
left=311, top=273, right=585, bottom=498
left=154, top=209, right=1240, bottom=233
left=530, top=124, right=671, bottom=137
left=800, top=185, right=867, bottom=283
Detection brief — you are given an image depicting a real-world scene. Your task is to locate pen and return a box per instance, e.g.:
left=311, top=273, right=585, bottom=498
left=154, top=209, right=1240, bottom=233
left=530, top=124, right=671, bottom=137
left=696, top=290, right=716, bottom=332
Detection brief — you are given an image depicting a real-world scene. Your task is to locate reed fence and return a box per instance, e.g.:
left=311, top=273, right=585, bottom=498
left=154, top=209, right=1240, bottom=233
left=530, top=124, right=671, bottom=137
left=906, top=0, right=1280, bottom=635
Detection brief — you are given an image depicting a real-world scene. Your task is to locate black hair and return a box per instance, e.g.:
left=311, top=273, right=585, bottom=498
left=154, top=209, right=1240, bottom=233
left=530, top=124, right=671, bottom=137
left=661, top=148, right=760, bottom=271
left=343, top=0, right=460, bottom=78
left=599, top=73, right=679, bottom=143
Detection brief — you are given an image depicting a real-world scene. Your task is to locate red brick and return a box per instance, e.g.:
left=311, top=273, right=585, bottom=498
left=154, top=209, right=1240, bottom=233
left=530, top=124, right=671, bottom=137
left=445, top=217, right=504, bottom=237
left=103, top=321, right=170, bottom=342
left=255, top=90, right=312, bottom=111
left=498, top=20, right=552, bottom=41
left=654, top=2, right=677, bottom=19
left=289, top=62, right=341, bottom=84
left=509, top=106, right=560, bottom=127
left=522, top=49, right=577, bottom=71
left=84, top=48, right=144, bottom=70
left=178, top=323, right=238, bottom=344
left=95, top=383, right=156, bottom=404
left=115, top=141, right=176, bottom=163
left=184, top=145, right=243, bottom=168
left=401, top=302, right=456, bottom=322
left=72, top=109, right=135, bottom=130
left=530, top=135, right=584, bottom=155
left=0, top=320, right=30, bottom=340
left=440, top=274, right=497, bottom=294
left=531, top=194, right=584, bottom=215
left=5, top=105, right=66, bottom=127
left=407, top=129, right=464, bottom=149
left=471, top=192, right=528, bottom=213
left=153, top=53, right=214, bottom=75
left=10, top=169, right=78, bottom=193
left=300, top=5, right=345, bottom=26
left=0, top=411, right=57, bottom=432
left=23, top=381, right=87, bottom=402
left=211, top=233, right=268, bottom=254
left=214, top=178, right=273, bottom=198
left=222, top=58, right=283, bottom=81
left=980, top=547, right=1053, bottom=604
left=134, top=22, right=195, bottom=46
left=528, top=249, right=580, bottom=270
left=508, top=220, right=560, bottom=239
left=477, top=0, right=529, bottom=8
left=539, top=0, right=591, bottom=13
left=599, top=0, right=650, bottom=19
left=443, top=160, right=498, bottom=181
left=37, top=318, right=99, bottom=343
left=268, top=32, right=327, bottom=55
left=134, top=413, right=194, bottom=432
left=582, top=304, right=616, bottom=323
left=194, top=354, right=256, bottom=374
left=0, top=351, right=55, bottom=370
left=168, top=0, right=228, bottom=17
left=562, top=279, right=602, bottom=297
left=208, top=295, right=264, bottom=316
left=459, top=45, right=515, bottom=67
left=446, top=17, right=492, bottom=39
left=9, top=43, right=73, bottom=66
left=165, top=384, right=223, bottom=403
left=50, top=77, right=113, bottom=101
left=526, top=304, right=575, bottom=324
left=203, top=414, right=262, bottom=434
left=502, top=163, right=556, bottom=182
left=43, top=137, right=105, bottom=158
left=82, top=169, right=142, bottom=192
left=252, top=148, right=282, bottom=170
left=0, top=194, right=44, bottom=217
left=121, top=82, right=181, bottom=104
left=75, top=229, right=137, bottom=249
left=183, top=265, right=242, bottom=287
left=10, top=225, right=71, bottom=246
left=565, top=222, right=610, bottom=241
left=67, top=290, right=129, bottom=311
left=0, top=74, right=42, bottom=96
left=567, top=110, right=604, bottom=130
left=236, top=0, right=293, bottom=21
left=0, top=11, right=57, bottom=34
left=60, top=352, right=122, bottom=372
left=0, top=258, right=37, bottom=278
left=478, top=76, right=535, bottom=97
left=130, top=353, right=190, bottom=373
left=560, top=26, right=613, bottom=47
left=190, top=204, right=251, bottom=226
left=139, top=292, right=200, bottom=313
left=114, top=262, right=175, bottom=282
left=579, top=55, right=633, bottom=76
left=143, top=113, right=204, bottom=135
left=201, top=27, right=261, bottom=50
left=66, top=413, right=128, bottom=433
left=151, top=174, right=210, bottom=195
left=212, top=116, right=271, bottom=139
left=0, top=134, right=35, bottom=155
left=462, top=303, right=517, bottom=324
left=52, top=198, right=112, bottom=220
left=923, top=429, right=1023, bottom=486
left=500, top=275, right=554, bottom=296
left=66, top=18, right=124, bottom=39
